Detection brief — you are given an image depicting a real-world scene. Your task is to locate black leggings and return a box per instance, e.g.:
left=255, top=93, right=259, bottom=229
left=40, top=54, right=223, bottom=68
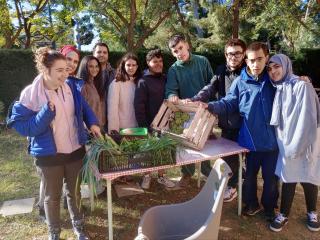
left=280, top=182, right=318, bottom=217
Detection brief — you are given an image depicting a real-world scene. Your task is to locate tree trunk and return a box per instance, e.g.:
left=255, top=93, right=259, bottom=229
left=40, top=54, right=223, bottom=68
left=24, top=20, right=32, bottom=48
left=232, top=0, right=240, bottom=39
left=4, top=37, right=14, bottom=48
left=127, top=0, right=137, bottom=51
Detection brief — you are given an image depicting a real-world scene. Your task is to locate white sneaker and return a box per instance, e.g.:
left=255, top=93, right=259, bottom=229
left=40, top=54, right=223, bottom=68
left=223, top=187, right=237, bottom=202
left=141, top=175, right=151, bottom=189
left=157, top=176, right=175, bottom=188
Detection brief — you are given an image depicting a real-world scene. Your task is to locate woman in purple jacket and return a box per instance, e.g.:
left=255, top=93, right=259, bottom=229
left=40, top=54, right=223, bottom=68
left=8, top=47, right=101, bottom=240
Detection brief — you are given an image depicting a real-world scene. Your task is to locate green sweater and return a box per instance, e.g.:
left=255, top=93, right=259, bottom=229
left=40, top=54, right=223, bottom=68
left=165, top=54, right=213, bottom=99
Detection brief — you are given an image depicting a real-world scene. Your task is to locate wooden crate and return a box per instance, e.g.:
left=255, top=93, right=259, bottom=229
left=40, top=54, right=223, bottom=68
left=151, top=100, right=217, bottom=150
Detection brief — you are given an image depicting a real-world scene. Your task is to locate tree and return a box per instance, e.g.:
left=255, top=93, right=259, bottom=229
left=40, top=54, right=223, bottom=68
left=0, top=0, right=13, bottom=48
left=246, top=0, right=320, bottom=52
left=74, top=15, right=95, bottom=48
left=89, top=0, right=174, bottom=51
left=231, top=0, right=240, bottom=38
left=6, top=0, right=49, bottom=48
left=1, top=0, right=87, bottom=49
left=194, top=0, right=320, bottom=53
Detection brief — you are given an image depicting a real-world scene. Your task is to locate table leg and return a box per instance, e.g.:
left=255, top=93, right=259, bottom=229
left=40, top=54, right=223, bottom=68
left=238, top=153, right=243, bottom=216
left=196, top=162, right=201, bottom=188
left=107, top=179, right=113, bottom=240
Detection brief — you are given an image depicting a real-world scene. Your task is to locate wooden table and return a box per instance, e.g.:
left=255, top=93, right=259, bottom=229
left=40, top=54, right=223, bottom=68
left=94, top=138, right=248, bottom=240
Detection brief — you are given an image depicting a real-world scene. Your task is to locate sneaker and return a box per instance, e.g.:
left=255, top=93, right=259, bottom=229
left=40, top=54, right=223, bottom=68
left=223, top=187, right=237, bottom=202
left=243, top=205, right=262, bottom=216
left=157, top=176, right=175, bottom=188
left=269, top=213, right=288, bottom=232
left=179, top=175, right=192, bottom=188
left=307, top=212, right=320, bottom=232
left=141, top=175, right=151, bottom=189
left=72, top=220, right=89, bottom=240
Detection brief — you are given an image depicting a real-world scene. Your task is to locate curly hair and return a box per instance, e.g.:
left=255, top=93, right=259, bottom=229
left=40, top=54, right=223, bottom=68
left=34, top=47, right=66, bottom=74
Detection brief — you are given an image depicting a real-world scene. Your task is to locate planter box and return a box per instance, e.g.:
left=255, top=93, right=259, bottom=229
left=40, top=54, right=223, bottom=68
left=99, top=149, right=175, bottom=173
left=151, top=100, right=217, bottom=150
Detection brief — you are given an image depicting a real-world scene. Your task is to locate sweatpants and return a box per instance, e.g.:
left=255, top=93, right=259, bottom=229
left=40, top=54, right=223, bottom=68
left=280, top=182, right=318, bottom=217
left=36, top=159, right=83, bottom=232
left=243, top=150, right=279, bottom=211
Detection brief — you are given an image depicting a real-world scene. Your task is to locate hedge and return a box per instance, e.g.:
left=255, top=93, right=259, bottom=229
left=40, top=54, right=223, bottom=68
left=0, top=48, right=319, bottom=113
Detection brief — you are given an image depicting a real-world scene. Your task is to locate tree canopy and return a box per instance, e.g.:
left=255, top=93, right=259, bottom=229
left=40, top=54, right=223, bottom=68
left=0, top=0, right=319, bottom=53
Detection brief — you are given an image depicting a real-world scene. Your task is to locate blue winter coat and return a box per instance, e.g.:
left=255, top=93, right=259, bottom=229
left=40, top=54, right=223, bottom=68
left=7, top=78, right=98, bottom=157
left=208, top=68, right=278, bottom=152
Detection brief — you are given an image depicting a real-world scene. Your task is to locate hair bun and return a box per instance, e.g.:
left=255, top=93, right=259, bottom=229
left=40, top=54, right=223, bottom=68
left=33, top=47, right=65, bottom=74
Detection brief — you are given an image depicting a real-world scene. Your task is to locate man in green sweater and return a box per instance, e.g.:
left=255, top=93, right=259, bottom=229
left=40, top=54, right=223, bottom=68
left=165, top=34, right=214, bottom=187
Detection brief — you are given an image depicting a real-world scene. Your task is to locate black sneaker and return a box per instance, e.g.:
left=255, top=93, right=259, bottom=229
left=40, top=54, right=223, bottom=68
left=307, top=212, right=320, bottom=232
left=243, top=205, right=262, bottom=216
left=269, top=213, right=288, bottom=232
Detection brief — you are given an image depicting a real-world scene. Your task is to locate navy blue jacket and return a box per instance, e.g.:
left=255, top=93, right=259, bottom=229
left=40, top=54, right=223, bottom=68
left=134, top=70, right=166, bottom=128
left=8, top=78, right=98, bottom=157
left=208, top=68, right=278, bottom=152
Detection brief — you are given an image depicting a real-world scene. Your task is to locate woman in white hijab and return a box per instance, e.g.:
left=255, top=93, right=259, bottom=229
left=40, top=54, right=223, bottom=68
left=267, top=54, right=320, bottom=232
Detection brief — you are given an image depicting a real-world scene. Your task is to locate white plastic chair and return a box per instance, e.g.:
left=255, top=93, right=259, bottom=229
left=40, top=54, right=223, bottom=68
left=136, top=158, right=232, bottom=240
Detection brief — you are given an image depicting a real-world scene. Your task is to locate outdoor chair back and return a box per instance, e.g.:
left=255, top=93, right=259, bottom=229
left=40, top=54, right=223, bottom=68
left=135, top=158, right=232, bottom=240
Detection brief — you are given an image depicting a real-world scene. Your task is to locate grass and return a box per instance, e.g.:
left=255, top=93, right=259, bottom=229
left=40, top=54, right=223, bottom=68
left=0, top=129, right=319, bottom=240
left=0, top=130, right=39, bottom=202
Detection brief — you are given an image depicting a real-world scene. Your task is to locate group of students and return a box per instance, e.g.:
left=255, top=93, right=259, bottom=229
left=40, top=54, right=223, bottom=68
left=7, top=33, right=320, bottom=239
left=167, top=34, right=320, bottom=233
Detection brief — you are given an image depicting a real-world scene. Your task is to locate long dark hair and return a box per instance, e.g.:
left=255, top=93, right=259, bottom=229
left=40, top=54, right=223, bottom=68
left=115, top=52, right=141, bottom=84
left=77, top=55, right=104, bottom=100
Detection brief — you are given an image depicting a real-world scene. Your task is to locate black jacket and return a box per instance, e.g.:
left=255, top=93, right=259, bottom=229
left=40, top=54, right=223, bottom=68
left=134, top=70, right=166, bottom=128
left=191, top=63, right=245, bottom=135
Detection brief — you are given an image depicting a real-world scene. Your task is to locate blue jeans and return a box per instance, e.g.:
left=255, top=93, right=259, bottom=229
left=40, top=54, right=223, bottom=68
left=243, top=150, right=279, bottom=211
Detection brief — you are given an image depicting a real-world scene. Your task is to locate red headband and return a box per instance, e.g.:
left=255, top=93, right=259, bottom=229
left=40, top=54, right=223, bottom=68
left=60, top=45, right=80, bottom=58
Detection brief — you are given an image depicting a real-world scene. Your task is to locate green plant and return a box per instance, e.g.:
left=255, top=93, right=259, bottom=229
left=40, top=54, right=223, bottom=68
left=81, top=134, right=179, bottom=200
left=168, top=111, right=191, bottom=134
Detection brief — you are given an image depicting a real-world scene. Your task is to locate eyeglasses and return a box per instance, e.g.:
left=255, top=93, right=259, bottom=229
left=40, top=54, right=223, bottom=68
left=226, top=51, right=243, bottom=58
